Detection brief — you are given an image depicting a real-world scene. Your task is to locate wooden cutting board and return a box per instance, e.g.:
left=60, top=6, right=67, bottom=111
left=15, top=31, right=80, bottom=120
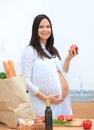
left=53, top=119, right=82, bottom=127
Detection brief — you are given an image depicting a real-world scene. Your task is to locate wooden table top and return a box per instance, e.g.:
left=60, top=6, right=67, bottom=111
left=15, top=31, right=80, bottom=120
left=0, top=119, right=94, bottom=130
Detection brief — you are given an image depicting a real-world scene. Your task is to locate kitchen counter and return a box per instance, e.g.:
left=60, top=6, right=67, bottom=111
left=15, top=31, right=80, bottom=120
left=0, top=119, right=94, bottom=130
left=72, top=102, right=94, bottom=119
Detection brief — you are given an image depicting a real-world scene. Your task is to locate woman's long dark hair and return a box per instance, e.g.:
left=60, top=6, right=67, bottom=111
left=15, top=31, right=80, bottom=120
left=29, top=14, right=61, bottom=59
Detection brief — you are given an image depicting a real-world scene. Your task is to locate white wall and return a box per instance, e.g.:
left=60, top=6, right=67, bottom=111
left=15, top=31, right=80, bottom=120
left=0, top=0, right=94, bottom=90
left=0, top=0, right=50, bottom=72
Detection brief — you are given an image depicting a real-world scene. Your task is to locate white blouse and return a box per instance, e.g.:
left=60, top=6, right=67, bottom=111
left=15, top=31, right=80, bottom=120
left=21, top=45, right=72, bottom=118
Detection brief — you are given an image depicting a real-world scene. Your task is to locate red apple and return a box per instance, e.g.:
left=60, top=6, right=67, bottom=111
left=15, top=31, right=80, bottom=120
left=40, top=116, right=45, bottom=122
left=34, top=118, right=43, bottom=123
left=70, top=44, right=78, bottom=52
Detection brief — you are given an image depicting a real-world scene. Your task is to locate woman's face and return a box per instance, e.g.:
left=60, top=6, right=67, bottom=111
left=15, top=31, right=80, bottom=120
left=38, top=18, right=51, bottom=45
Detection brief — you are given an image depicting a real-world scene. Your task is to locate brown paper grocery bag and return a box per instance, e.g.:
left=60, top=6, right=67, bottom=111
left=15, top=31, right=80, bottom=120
left=0, top=75, right=35, bottom=128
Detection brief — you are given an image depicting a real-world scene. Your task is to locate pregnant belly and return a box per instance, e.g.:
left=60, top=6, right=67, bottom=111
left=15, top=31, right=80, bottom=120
left=57, top=72, right=69, bottom=98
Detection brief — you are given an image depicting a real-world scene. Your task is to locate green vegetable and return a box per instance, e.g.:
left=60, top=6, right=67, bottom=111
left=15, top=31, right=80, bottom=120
left=53, top=119, right=71, bottom=126
left=0, top=72, right=6, bottom=79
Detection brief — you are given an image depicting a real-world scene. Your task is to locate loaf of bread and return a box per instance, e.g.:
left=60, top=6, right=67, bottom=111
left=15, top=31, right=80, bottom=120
left=3, top=60, right=16, bottom=78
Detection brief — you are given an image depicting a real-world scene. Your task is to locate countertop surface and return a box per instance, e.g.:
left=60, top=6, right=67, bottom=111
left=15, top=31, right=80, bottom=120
left=0, top=119, right=94, bottom=130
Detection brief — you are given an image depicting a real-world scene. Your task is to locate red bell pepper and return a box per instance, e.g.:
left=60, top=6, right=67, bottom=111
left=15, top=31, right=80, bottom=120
left=82, top=120, right=92, bottom=129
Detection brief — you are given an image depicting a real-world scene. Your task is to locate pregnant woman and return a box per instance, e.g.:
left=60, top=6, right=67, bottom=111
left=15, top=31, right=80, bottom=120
left=21, top=14, right=78, bottom=118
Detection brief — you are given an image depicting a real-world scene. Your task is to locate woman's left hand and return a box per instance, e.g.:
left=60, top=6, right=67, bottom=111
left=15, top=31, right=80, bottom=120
left=67, top=48, right=79, bottom=61
left=63, top=44, right=79, bottom=73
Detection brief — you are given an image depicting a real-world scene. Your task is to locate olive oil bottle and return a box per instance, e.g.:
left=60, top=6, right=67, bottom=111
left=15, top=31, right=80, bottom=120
left=45, top=100, right=53, bottom=130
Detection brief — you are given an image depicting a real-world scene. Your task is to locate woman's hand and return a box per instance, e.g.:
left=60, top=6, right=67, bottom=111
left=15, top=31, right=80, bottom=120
left=63, top=48, right=79, bottom=73
left=35, top=92, right=64, bottom=104
left=67, top=44, right=79, bottom=61
left=47, top=94, right=64, bottom=104
left=67, top=48, right=79, bottom=61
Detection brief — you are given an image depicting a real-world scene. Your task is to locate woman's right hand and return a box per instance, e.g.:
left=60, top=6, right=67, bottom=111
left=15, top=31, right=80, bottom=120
left=35, top=91, right=64, bottom=104
left=47, top=94, right=64, bottom=104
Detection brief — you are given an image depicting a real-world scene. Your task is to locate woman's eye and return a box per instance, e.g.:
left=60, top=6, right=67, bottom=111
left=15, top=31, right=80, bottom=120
left=39, top=25, right=43, bottom=28
left=46, top=25, right=51, bottom=28
left=39, top=25, right=51, bottom=28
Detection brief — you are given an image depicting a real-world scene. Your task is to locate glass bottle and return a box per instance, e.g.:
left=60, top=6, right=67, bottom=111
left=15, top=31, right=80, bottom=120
left=45, top=100, right=53, bottom=130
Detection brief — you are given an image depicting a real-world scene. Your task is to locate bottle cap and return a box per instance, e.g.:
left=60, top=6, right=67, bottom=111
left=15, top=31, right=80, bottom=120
left=46, top=100, right=50, bottom=107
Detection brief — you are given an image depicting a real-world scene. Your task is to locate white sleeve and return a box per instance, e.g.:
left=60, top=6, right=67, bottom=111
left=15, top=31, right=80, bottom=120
left=21, top=46, right=39, bottom=95
left=58, top=59, right=67, bottom=76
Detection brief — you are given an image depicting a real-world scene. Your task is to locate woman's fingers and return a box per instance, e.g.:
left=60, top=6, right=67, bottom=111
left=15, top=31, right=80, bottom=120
left=48, top=94, right=64, bottom=104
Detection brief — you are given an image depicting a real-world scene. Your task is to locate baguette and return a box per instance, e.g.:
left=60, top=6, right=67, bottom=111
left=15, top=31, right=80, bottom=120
left=8, top=60, right=16, bottom=76
left=3, top=60, right=16, bottom=78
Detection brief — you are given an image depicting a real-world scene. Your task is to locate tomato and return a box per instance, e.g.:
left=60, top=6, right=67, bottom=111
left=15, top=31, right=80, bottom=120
left=65, top=115, right=74, bottom=121
left=57, top=115, right=64, bottom=121
left=82, top=120, right=92, bottom=129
